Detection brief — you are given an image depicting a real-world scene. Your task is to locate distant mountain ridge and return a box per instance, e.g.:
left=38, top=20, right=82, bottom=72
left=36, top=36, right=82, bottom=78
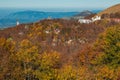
left=0, top=10, right=101, bottom=28
left=74, top=10, right=93, bottom=17
left=71, top=10, right=94, bottom=19
left=5, top=10, right=79, bottom=20
left=0, top=11, right=79, bottom=28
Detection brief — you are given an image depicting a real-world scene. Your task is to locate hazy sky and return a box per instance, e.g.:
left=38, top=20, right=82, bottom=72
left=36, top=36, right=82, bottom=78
left=0, top=0, right=120, bottom=9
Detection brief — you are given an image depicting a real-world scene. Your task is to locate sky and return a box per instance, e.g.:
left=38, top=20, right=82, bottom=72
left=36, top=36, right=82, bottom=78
left=0, top=0, right=120, bottom=10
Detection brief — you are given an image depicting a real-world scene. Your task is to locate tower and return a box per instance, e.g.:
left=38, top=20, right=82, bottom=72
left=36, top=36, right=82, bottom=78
left=16, top=20, right=20, bottom=26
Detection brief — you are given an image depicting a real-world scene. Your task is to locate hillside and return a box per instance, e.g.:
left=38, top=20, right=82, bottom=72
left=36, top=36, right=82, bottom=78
left=98, top=3, right=120, bottom=16
left=0, top=17, right=120, bottom=79
left=1, top=1, right=120, bottom=79
left=0, top=19, right=104, bottom=54
left=1, top=18, right=119, bottom=56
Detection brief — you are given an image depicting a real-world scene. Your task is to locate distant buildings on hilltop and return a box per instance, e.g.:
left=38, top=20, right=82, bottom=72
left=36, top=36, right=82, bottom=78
left=78, top=16, right=101, bottom=24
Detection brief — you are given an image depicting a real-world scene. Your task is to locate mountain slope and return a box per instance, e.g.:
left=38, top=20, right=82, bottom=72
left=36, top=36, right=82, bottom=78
left=0, top=19, right=105, bottom=54
left=98, top=3, right=120, bottom=16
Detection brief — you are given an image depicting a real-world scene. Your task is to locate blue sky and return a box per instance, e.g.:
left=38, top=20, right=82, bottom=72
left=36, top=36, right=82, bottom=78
left=0, top=0, right=120, bottom=9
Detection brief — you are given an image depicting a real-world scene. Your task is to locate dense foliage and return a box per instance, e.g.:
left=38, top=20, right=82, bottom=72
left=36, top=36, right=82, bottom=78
left=0, top=19, right=120, bottom=79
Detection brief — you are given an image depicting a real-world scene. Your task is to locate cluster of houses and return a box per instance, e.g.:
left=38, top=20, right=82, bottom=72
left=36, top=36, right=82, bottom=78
left=78, top=15, right=120, bottom=24
left=78, top=16, right=101, bottom=24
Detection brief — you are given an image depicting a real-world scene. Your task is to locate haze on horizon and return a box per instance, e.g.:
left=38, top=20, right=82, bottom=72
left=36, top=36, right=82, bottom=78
left=0, top=0, right=120, bottom=11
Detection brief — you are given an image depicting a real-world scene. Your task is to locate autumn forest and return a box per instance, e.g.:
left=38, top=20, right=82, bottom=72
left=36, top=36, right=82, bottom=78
left=0, top=2, right=120, bottom=79
left=0, top=15, right=120, bottom=80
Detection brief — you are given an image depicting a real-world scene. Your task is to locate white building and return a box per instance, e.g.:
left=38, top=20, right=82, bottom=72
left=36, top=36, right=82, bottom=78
left=16, top=21, right=20, bottom=26
left=92, top=16, right=101, bottom=22
left=45, top=30, right=50, bottom=34
left=78, top=19, right=92, bottom=24
left=78, top=16, right=101, bottom=24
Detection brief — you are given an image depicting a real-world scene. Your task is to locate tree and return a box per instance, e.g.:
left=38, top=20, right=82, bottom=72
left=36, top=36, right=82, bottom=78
left=96, top=25, right=120, bottom=68
left=0, top=38, right=61, bottom=80
left=6, top=39, right=39, bottom=80
left=0, top=38, right=15, bottom=80
left=34, top=51, right=60, bottom=80
left=57, top=65, right=77, bottom=80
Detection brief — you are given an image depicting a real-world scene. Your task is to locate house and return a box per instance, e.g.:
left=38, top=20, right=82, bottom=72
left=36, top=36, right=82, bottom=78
left=45, top=30, right=50, bottom=34
left=78, top=16, right=101, bottom=24
left=78, top=19, right=92, bottom=24
left=92, top=16, right=101, bottom=22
